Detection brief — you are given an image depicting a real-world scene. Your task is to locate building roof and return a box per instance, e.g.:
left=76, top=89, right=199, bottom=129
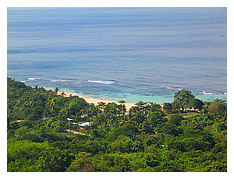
left=78, top=122, right=92, bottom=127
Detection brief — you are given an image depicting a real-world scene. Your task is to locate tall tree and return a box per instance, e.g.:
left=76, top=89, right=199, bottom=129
left=189, top=98, right=204, bottom=111
left=55, top=87, right=59, bottom=95
left=163, top=103, right=172, bottom=112
left=173, top=90, right=195, bottom=110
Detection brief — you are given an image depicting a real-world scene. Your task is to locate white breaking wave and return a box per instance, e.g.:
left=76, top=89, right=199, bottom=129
left=166, top=87, right=182, bottom=91
left=88, top=80, right=114, bottom=85
left=28, top=78, right=38, bottom=80
left=51, top=80, right=72, bottom=82
left=202, top=91, right=213, bottom=95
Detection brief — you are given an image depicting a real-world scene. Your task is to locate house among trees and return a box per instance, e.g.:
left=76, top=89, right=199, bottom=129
left=78, top=122, right=92, bottom=127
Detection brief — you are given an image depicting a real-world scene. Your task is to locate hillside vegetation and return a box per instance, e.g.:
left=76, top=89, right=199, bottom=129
left=7, top=77, right=227, bottom=172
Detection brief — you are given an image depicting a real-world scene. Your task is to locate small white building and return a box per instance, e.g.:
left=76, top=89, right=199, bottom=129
left=78, top=122, right=92, bottom=127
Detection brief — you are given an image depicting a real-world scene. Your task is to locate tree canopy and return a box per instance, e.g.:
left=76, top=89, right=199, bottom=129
left=7, top=78, right=227, bottom=172
left=173, top=90, right=195, bottom=110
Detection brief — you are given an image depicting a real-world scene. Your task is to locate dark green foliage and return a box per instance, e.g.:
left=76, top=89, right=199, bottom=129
left=169, top=114, right=184, bottom=126
left=106, top=124, right=138, bottom=141
left=7, top=78, right=227, bottom=172
left=161, top=122, right=181, bottom=136
left=171, top=100, right=181, bottom=110
left=189, top=98, right=204, bottom=110
left=7, top=140, right=73, bottom=172
left=217, top=103, right=227, bottom=118
left=66, top=152, right=93, bottom=172
left=36, top=148, right=73, bottom=172
left=163, top=103, right=172, bottom=112
left=173, top=90, right=195, bottom=110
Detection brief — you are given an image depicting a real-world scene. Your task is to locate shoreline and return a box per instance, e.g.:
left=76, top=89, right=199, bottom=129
left=57, top=91, right=136, bottom=111
left=43, top=87, right=227, bottom=108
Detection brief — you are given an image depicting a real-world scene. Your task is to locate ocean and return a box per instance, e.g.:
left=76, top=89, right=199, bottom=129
left=7, top=7, right=227, bottom=104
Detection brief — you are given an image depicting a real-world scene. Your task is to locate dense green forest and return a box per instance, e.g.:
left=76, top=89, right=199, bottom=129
left=7, top=77, right=227, bottom=172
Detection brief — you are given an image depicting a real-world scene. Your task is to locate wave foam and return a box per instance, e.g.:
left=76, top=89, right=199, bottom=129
left=202, top=91, right=213, bottom=95
left=51, top=80, right=71, bottom=82
left=166, top=87, right=182, bottom=91
left=88, top=80, right=114, bottom=85
left=28, top=78, right=38, bottom=80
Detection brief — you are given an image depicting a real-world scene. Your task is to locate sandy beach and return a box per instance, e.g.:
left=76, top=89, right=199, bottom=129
left=57, top=91, right=136, bottom=111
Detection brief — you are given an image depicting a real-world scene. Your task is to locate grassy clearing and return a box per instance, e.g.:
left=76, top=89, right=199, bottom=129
left=165, top=112, right=199, bottom=119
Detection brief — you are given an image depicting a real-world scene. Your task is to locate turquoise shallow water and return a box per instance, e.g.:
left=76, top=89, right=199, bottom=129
left=87, top=93, right=227, bottom=104
left=55, top=87, right=227, bottom=104
left=7, top=8, right=227, bottom=104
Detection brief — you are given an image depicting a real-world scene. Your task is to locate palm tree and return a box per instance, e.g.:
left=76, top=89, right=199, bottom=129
left=55, top=87, right=59, bottom=95
left=98, top=102, right=106, bottom=111
left=118, top=100, right=126, bottom=114
left=48, top=97, right=56, bottom=115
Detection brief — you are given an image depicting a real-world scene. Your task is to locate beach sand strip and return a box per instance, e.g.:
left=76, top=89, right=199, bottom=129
left=57, top=91, right=135, bottom=111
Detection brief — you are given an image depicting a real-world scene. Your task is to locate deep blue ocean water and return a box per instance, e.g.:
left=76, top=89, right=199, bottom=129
left=7, top=7, right=227, bottom=103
